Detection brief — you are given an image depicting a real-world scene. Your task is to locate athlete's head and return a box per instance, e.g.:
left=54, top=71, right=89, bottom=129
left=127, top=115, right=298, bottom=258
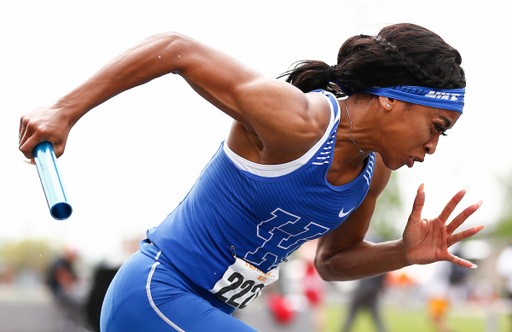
left=281, top=23, right=465, bottom=97
left=281, top=23, right=466, bottom=170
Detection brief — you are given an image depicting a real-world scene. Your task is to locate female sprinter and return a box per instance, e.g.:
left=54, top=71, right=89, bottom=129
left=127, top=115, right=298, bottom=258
left=19, top=23, right=483, bottom=332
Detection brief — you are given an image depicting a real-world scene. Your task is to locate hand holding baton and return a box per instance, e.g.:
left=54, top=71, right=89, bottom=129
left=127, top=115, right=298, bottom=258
left=33, top=142, right=72, bottom=220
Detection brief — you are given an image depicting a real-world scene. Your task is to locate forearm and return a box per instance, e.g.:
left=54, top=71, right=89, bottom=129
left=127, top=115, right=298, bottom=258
left=315, top=239, right=411, bottom=281
left=53, top=32, right=184, bottom=124
left=19, top=32, right=187, bottom=159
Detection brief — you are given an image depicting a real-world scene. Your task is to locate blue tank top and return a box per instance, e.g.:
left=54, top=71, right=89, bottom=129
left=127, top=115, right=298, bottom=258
left=147, top=90, right=375, bottom=295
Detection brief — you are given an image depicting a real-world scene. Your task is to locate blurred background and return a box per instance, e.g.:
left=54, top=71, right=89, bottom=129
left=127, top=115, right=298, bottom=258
left=1, top=0, right=512, bottom=331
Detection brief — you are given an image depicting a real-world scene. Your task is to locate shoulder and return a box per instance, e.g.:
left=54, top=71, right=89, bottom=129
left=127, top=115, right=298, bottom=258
left=227, top=87, right=334, bottom=164
left=268, top=90, right=335, bottom=157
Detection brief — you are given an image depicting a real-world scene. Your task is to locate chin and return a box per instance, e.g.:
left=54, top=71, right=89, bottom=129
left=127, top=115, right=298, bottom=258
left=388, top=164, right=404, bottom=171
left=380, top=156, right=401, bottom=171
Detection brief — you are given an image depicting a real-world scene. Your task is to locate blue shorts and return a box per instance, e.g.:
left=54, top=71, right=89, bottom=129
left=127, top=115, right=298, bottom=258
left=100, top=240, right=259, bottom=332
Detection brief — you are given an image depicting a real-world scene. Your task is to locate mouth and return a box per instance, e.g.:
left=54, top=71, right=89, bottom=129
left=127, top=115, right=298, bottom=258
left=407, top=156, right=424, bottom=168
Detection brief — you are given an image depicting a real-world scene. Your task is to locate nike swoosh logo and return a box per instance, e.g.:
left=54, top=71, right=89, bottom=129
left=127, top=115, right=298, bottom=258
left=339, top=207, right=354, bottom=218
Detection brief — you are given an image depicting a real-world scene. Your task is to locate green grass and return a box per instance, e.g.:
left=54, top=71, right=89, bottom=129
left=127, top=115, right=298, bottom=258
left=322, top=304, right=511, bottom=332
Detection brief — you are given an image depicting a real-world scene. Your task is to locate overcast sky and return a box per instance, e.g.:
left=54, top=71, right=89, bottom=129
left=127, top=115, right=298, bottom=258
left=2, top=0, right=511, bottom=263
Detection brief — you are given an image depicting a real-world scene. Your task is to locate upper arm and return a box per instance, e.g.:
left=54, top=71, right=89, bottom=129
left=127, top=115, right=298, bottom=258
left=316, top=154, right=392, bottom=263
left=170, top=33, right=329, bottom=157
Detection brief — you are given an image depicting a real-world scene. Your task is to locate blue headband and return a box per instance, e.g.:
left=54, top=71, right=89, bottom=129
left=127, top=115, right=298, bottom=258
left=359, top=86, right=465, bottom=114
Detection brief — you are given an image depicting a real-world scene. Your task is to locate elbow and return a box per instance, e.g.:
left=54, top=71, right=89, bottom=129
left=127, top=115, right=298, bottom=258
left=314, top=253, right=347, bottom=282
left=139, top=31, right=192, bottom=73
left=314, top=247, right=357, bottom=282
left=148, top=31, right=184, bottom=42
left=147, top=31, right=187, bottom=52
left=314, top=260, right=334, bottom=282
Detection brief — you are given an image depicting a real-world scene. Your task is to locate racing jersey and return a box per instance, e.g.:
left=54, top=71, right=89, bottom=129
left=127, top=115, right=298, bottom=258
left=147, top=90, right=375, bottom=309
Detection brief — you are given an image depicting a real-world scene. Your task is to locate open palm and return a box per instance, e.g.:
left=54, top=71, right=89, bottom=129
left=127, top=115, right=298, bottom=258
left=403, top=184, right=483, bottom=268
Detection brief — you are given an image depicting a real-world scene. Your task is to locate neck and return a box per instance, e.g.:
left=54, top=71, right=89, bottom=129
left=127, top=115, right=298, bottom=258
left=338, top=96, right=374, bottom=155
left=343, top=99, right=366, bottom=155
left=329, top=97, right=374, bottom=175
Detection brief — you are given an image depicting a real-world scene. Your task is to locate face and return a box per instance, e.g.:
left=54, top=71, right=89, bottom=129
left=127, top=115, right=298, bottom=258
left=377, top=101, right=461, bottom=170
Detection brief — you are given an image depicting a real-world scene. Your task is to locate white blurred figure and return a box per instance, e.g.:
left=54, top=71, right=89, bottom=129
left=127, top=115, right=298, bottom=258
left=497, top=245, right=512, bottom=332
left=299, top=240, right=325, bottom=332
left=423, top=261, right=453, bottom=332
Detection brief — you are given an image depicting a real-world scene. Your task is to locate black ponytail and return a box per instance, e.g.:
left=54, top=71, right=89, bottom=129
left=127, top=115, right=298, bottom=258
left=277, top=60, right=343, bottom=96
left=279, top=23, right=465, bottom=97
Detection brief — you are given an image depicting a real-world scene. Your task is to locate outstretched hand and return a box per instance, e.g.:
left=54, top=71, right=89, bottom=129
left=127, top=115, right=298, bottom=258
left=403, top=184, right=483, bottom=268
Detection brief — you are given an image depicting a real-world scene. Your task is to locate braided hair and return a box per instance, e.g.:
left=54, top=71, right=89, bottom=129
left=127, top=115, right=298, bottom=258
left=280, top=23, right=465, bottom=97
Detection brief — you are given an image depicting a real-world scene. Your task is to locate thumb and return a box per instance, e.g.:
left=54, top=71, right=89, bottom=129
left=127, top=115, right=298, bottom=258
left=409, top=184, right=425, bottom=223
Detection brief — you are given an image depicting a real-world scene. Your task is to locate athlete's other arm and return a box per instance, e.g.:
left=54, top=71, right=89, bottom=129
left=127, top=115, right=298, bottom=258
left=19, top=32, right=329, bottom=163
left=314, top=154, right=484, bottom=282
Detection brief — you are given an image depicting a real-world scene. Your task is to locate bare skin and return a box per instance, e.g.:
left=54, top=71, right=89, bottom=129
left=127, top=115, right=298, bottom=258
left=18, top=32, right=483, bottom=282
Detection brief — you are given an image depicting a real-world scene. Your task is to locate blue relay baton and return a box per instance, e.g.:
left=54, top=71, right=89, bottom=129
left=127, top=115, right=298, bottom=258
left=33, top=142, right=72, bottom=220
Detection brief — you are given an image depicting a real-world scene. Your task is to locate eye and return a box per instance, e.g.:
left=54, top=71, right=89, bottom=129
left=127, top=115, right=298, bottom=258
left=435, top=125, right=447, bottom=137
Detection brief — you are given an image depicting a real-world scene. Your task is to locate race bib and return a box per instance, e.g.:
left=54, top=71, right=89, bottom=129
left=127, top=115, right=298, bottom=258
left=210, top=257, right=279, bottom=309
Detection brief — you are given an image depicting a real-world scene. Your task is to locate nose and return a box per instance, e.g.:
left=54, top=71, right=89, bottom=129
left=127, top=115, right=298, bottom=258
left=424, top=134, right=440, bottom=155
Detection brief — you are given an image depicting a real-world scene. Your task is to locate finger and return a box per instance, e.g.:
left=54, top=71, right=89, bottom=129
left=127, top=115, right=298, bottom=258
left=448, top=225, right=484, bottom=247
left=447, top=252, right=477, bottom=269
left=438, top=186, right=469, bottom=222
left=19, top=115, right=30, bottom=146
left=408, top=184, right=425, bottom=223
left=52, top=141, right=65, bottom=158
left=20, top=133, right=45, bottom=160
left=446, top=200, right=483, bottom=235
left=19, top=129, right=35, bottom=160
left=18, top=116, right=24, bottom=139
left=18, top=115, right=39, bottom=157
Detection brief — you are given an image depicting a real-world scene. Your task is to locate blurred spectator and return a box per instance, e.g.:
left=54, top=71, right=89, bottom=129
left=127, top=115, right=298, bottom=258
left=340, top=274, right=388, bottom=332
left=267, top=292, right=296, bottom=325
left=497, top=245, right=512, bottom=298
left=0, top=259, right=15, bottom=284
left=447, top=249, right=471, bottom=306
left=303, top=259, right=323, bottom=307
left=265, top=259, right=297, bottom=326
left=85, top=264, right=119, bottom=332
left=46, top=247, right=86, bottom=332
left=265, top=240, right=324, bottom=329
left=424, top=261, right=452, bottom=332
left=300, top=240, right=325, bottom=332
left=497, top=245, right=512, bottom=331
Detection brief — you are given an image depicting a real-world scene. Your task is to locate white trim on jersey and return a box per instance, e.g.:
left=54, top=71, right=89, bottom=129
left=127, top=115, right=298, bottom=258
left=223, top=91, right=340, bottom=178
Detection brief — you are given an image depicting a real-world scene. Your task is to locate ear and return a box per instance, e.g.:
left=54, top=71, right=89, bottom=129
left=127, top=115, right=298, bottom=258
left=378, top=96, right=395, bottom=111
